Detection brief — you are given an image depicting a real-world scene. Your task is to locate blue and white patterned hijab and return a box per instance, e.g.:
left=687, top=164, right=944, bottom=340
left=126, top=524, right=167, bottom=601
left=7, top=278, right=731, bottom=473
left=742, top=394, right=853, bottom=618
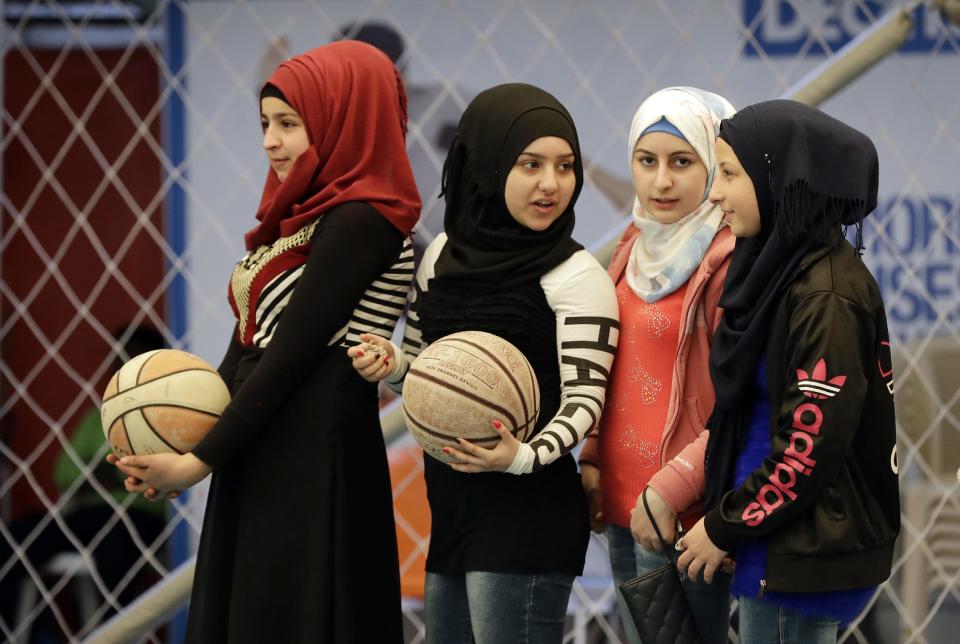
left=624, top=87, right=735, bottom=302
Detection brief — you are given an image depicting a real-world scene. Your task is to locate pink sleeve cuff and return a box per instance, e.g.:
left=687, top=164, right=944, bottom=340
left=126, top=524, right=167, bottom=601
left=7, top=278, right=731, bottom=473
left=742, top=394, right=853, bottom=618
left=649, top=428, right=710, bottom=514
left=647, top=462, right=700, bottom=515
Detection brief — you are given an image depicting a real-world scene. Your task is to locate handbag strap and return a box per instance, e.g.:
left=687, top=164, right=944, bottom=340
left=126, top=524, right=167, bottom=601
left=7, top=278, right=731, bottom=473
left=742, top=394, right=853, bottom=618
left=641, top=488, right=676, bottom=560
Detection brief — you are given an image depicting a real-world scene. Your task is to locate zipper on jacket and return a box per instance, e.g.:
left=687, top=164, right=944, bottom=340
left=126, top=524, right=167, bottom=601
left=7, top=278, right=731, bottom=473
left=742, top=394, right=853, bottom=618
left=758, top=579, right=767, bottom=598
left=658, top=276, right=709, bottom=462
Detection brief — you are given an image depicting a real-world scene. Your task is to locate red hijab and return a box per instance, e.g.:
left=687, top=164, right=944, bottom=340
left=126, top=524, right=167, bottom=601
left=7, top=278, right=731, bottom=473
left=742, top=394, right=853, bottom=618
left=245, top=41, right=421, bottom=250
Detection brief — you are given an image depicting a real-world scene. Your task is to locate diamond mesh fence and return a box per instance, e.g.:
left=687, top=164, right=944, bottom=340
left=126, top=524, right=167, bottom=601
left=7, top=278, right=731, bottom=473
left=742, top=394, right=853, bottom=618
left=1, top=0, right=959, bottom=642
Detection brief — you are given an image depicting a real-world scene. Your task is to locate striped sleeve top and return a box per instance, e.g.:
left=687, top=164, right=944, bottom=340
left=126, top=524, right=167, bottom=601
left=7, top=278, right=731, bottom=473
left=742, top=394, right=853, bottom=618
left=384, top=233, right=619, bottom=474
left=193, top=203, right=410, bottom=470
left=230, top=216, right=413, bottom=351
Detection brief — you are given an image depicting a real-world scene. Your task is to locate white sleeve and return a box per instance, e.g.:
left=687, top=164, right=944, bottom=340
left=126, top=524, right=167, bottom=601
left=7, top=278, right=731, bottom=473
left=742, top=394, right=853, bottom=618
left=507, top=251, right=620, bottom=474
left=384, top=235, right=445, bottom=393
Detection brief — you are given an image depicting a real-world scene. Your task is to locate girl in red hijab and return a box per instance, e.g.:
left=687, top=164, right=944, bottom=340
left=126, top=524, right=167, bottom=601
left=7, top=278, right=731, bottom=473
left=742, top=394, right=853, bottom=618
left=113, top=41, right=420, bottom=642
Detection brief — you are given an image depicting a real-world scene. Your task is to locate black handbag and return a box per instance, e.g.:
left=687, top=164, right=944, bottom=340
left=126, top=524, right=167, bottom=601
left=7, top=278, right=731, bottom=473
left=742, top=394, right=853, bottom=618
left=617, top=489, right=703, bottom=644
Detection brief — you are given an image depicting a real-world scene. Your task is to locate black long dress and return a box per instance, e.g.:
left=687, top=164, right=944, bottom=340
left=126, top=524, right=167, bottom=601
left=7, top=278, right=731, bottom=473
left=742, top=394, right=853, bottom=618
left=186, top=204, right=406, bottom=643
left=416, top=280, right=590, bottom=576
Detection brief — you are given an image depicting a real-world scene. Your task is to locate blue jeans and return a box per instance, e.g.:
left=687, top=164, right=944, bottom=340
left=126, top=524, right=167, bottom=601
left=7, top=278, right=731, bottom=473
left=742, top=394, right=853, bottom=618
left=738, top=596, right=839, bottom=643
left=607, top=524, right=732, bottom=644
left=424, top=570, right=574, bottom=644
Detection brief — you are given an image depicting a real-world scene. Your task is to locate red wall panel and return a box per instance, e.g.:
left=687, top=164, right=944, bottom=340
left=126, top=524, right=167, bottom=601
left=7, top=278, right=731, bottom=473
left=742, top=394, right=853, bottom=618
left=2, top=48, right=166, bottom=520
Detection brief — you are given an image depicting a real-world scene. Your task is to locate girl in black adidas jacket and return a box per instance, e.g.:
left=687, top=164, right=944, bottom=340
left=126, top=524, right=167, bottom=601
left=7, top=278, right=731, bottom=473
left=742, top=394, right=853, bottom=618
left=676, top=100, right=899, bottom=643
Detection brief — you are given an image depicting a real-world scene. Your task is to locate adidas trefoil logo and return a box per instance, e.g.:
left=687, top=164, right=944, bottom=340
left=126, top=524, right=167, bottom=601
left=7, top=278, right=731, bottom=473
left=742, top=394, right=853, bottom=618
left=797, top=358, right=846, bottom=399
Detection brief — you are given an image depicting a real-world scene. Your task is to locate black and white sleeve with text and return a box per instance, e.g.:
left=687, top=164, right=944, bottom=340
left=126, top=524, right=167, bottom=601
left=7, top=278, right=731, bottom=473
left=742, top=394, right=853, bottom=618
left=383, top=235, right=619, bottom=474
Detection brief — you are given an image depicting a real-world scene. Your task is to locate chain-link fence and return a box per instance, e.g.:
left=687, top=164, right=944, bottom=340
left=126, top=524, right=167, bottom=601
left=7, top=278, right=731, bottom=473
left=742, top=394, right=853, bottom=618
left=2, top=1, right=959, bottom=642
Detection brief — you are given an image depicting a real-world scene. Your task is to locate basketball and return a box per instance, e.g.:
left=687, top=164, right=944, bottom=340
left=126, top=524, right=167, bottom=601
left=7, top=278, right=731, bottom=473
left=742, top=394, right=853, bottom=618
left=401, top=331, right=539, bottom=462
left=100, top=349, right=231, bottom=457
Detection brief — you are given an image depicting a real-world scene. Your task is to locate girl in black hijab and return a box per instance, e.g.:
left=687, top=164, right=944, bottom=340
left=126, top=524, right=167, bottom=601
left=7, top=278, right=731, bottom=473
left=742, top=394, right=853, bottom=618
left=351, top=83, right=619, bottom=642
left=675, top=100, right=899, bottom=643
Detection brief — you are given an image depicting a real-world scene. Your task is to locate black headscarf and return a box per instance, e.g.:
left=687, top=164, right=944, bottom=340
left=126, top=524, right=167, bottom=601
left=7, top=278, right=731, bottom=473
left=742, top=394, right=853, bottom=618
left=704, top=100, right=879, bottom=509
left=432, top=83, right=584, bottom=288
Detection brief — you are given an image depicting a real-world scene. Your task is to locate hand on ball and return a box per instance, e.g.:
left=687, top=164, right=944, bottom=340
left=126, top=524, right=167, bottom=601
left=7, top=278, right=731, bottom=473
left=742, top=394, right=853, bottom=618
left=347, top=333, right=395, bottom=382
left=107, top=453, right=180, bottom=501
left=109, top=452, right=211, bottom=500
left=444, top=419, right=521, bottom=473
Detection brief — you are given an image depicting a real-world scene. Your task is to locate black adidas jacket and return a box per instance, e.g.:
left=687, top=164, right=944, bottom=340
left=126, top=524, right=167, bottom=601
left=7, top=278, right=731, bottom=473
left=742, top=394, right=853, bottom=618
left=704, top=239, right=900, bottom=593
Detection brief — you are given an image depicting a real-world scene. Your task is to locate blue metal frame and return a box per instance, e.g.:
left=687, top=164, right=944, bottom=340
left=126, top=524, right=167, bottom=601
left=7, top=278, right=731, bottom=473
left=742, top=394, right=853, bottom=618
left=162, top=2, right=190, bottom=641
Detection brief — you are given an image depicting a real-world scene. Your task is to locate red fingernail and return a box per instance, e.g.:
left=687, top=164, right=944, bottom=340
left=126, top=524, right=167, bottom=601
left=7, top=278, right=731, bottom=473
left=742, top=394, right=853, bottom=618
left=357, top=350, right=365, bottom=357
left=492, top=420, right=502, bottom=429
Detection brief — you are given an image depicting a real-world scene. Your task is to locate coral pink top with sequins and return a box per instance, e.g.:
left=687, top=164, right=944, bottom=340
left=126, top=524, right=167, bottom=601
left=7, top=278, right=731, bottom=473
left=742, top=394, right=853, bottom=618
left=595, top=279, right=687, bottom=528
left=580, top=225, right=734, bottom=530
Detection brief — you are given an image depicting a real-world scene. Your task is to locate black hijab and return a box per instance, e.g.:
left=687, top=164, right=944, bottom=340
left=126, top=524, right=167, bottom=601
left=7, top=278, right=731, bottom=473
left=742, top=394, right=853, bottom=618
left=432, top=83, right=584, bottom=288
left=704, top=100, right=879, bottom=509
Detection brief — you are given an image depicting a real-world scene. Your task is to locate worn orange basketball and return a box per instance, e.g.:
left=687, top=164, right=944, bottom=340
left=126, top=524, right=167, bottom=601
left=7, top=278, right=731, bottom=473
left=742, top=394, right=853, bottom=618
left=100, top=349, right=230, bottom=457
left=401, top=331, right=539, bottom=462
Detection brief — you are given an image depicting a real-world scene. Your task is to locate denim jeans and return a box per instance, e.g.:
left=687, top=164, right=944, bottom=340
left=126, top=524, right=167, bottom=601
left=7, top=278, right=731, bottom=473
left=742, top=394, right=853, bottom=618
left=607, top=524, right=732, bottom=644
left=738, top=595, right=839, bottom=643
left=424, top=570, right=574, bottom=644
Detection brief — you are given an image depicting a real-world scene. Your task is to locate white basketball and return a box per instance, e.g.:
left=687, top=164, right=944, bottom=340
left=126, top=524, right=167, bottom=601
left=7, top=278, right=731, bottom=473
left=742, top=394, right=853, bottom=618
left=100, top=349, right=230, bottom=457
left=402, top=331, right=539, bottom=462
